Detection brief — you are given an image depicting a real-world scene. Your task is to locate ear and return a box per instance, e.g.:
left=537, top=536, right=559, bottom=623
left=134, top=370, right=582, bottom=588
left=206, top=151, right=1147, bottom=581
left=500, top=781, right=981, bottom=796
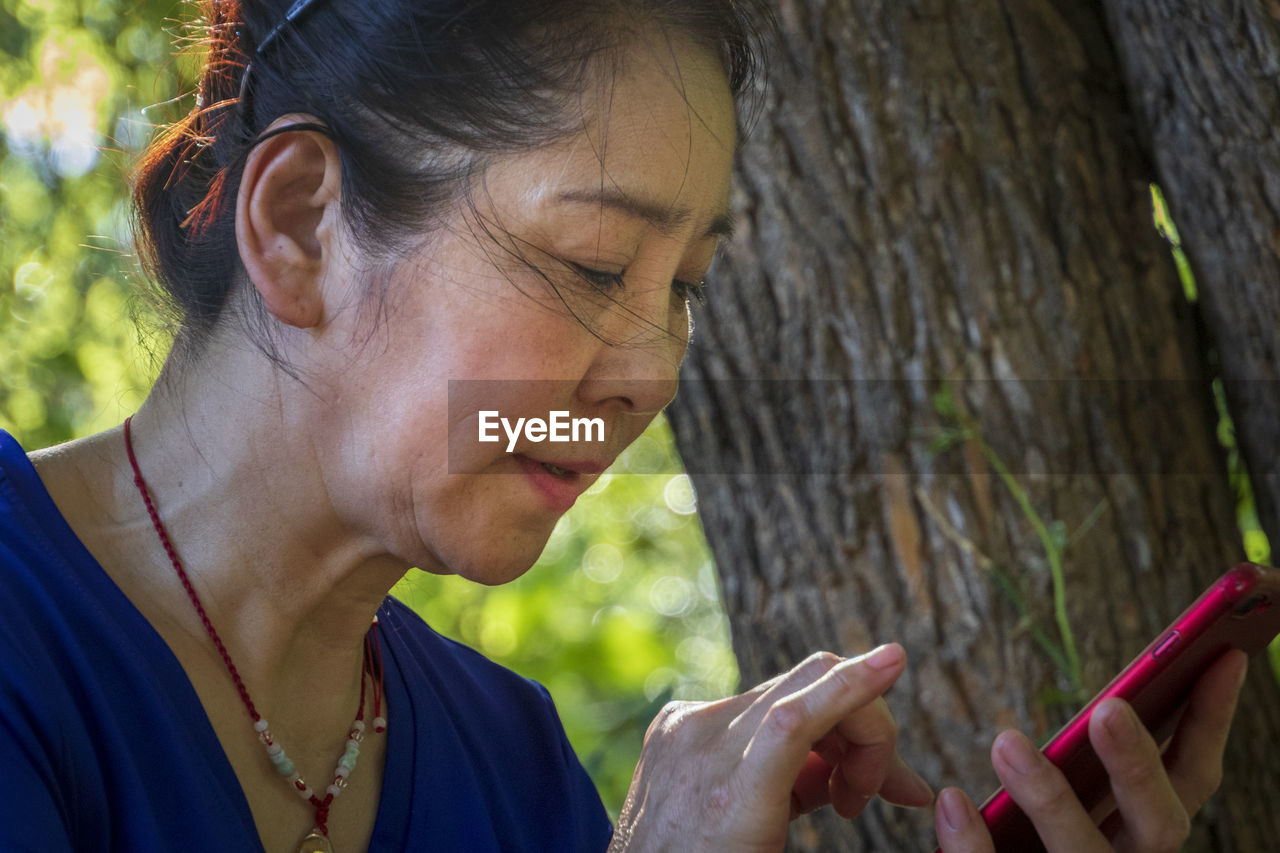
left=235, top=115, right=344, bottom=329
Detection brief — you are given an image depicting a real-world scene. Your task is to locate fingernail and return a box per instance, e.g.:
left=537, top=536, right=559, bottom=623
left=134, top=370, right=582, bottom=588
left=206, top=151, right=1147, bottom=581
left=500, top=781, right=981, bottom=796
left=997, top=731, right=1039, bottom=775
left=859, top=644, right=905, bottom=670
left=1101, top=700, right=1139, bottom=744
left=938, top=788, right=970, bottom=831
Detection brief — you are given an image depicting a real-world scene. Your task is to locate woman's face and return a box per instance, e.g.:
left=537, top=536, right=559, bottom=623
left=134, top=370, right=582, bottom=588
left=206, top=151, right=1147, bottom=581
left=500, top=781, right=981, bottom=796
left=308, top=37, right=735, bottom=583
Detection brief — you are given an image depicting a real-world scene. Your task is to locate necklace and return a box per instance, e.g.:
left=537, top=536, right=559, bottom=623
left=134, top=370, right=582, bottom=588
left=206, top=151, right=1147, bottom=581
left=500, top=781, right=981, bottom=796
left=123, top=417, right=386, bottom=853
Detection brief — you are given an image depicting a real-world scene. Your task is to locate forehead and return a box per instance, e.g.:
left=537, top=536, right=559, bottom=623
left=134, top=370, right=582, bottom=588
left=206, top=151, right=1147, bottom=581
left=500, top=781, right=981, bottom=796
left=479, top=36, right=736, bottom=239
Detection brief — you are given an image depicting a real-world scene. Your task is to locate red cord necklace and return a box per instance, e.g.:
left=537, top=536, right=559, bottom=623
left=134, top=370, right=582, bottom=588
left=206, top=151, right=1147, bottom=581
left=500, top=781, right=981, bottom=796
left=123, top=416, right=385, bottom=853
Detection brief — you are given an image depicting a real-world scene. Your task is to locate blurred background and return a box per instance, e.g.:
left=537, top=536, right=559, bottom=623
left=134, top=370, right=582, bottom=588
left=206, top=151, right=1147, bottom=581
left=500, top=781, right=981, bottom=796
left=0, top=0, right=735, bottom=814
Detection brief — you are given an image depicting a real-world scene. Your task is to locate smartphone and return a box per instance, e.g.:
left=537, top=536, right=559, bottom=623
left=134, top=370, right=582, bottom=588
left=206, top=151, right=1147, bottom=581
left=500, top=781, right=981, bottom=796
left=973, top=563, right=1280, bottom=852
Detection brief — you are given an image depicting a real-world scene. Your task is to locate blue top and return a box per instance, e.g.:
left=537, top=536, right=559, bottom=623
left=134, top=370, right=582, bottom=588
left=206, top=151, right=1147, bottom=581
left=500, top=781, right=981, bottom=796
left=0, top=430, right=613, bottom=852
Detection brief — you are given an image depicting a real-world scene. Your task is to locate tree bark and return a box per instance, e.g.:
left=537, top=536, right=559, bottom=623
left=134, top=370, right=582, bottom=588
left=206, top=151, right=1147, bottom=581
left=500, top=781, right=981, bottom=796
left=1101, top=0, right=1280, bottom=559
left=668, top=1, right=1280, bottom=850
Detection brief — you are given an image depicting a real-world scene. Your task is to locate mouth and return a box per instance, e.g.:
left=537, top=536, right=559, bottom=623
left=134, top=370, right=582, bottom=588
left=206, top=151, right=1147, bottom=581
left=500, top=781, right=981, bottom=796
left=514, top=454, right=604, bottom=512
left=533, top=456, right=610, bottom=476
left=539, top=461, right=577, bottom=479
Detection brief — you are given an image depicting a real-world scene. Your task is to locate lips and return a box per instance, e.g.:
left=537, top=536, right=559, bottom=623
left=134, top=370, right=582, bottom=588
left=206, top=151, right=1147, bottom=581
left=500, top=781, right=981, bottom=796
left=535, top=458, right=610, bottom=476
left=514, top=454, right=607, bottom=512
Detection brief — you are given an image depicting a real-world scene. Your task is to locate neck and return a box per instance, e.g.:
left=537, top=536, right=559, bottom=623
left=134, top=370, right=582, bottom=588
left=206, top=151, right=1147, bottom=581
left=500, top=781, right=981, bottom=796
left=43, top=343, right=411, bottom=748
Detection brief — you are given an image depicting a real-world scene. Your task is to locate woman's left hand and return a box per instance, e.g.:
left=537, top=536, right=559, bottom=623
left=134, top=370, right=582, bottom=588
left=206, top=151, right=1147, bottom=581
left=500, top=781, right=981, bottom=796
left=935, top=649, right=1249, bottom=852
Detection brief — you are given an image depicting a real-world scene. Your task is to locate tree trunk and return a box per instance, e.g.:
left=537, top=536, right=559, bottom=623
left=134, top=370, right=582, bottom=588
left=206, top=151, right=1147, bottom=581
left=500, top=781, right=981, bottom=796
left=668, top=1, right=1280, bottom=850
left=1101, top=0, right=1280, bottom=557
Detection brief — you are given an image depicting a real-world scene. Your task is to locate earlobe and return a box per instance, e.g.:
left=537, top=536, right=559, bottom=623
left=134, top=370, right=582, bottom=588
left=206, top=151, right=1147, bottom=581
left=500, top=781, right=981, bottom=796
left=235, top=116, right=343, bottom=329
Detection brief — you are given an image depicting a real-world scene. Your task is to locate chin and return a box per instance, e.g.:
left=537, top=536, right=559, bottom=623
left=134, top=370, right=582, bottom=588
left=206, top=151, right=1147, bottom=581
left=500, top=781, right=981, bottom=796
left=460, top=555, right=543, bottom=587
left=429, top=529, right=553, bottom=587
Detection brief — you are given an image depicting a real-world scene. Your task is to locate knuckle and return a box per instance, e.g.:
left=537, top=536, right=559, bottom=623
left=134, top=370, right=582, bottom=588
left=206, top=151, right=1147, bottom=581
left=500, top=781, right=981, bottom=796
left=826, top=658, right=865, bottom=694
left=645, top=700, right=696, bottom=744
left=656, top=699, right=689, bottom=722
left=824, top=666, right=889, bottom=719
left=1016, top=766, right=1071, bottom=814
left=762, top=697, right=807, bottom=741
left=1112, top=744, right=1159, bottom=787
left=798, top=650, right=842, bottom=677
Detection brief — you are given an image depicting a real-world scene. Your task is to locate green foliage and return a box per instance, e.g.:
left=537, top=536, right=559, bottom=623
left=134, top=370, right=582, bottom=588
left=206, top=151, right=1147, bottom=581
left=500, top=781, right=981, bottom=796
left=0, top=0, right=736, bottom=816
left=1151, top=184, right=1198, bottom=302
left=1, top=0, right=180, bottom=442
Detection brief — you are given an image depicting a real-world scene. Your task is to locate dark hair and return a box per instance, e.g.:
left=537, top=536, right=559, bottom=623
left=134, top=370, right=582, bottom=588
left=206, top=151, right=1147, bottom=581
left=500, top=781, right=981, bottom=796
left=131, top=0, right=772, bottom=366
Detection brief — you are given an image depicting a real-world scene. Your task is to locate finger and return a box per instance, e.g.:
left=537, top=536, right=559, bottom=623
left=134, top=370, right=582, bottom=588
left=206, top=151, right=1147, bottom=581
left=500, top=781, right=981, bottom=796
left=810, top=731, right=848, bottom=767
left=1162, top=649, right=1248, bottom=813
left=879, top=751, right=935, bottom=808
left=825, top=696, right=899, bottom=809
left=1089, top=698, right=1190, bottom=852
left=733, top=651, right=845, bottom=729
left=708, top=667, right=809, bottom=720
left=991, top=730, right=1109, bottom=853
left=826, top=748, right=932, bottom=820
left=711, top=652, right=850, bottom=726
left=791, top=751, right=836, bottom=817
left=741, top=644, right=906, bottom=799
left=830, top=744, right=881, bottom=819
left=835, top=752, right=932, bottom=813
left=815, top=726, right=931, bottom=815
left=934, top=787, right=996, bottom=853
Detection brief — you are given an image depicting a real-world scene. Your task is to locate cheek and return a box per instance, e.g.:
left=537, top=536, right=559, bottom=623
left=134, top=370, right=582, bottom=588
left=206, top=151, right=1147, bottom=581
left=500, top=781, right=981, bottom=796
left=445, top=378, right=578, bottom=470
left=417, top=455, right=569, bottom=581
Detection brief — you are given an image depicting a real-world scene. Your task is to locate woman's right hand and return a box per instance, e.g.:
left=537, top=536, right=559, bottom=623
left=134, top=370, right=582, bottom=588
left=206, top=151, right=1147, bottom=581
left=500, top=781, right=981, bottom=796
left=609, top=643, right=935, bottom=853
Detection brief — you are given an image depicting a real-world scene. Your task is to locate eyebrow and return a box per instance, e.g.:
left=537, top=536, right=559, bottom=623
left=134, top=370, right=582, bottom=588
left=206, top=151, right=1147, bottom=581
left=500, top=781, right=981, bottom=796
left=556, top=189, right=736, bottom=241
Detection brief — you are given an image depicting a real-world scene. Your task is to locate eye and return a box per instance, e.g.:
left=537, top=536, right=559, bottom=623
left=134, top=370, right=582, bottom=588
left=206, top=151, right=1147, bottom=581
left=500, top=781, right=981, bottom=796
left=672, top=278, right=706, bottom=304
left=567, top=261, right=706, bottom=304
left=568, top=262, right=625, bottom=291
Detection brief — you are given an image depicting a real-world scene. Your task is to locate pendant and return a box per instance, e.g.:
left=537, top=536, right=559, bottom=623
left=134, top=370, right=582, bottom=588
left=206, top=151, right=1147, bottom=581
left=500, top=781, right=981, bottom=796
left=297, top=828, right=334, bottom=853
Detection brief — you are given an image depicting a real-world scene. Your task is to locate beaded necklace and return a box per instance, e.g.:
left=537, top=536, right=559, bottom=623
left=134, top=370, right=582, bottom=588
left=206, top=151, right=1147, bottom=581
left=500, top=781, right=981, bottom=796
left=123, top=417, right=386, bottom=853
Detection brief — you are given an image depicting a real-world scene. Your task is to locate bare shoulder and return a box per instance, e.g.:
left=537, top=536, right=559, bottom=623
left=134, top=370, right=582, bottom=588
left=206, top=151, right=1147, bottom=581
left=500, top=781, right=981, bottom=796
left=26, top=426, right=185, bottom=624
left=26, top=427, right=125, bottom=506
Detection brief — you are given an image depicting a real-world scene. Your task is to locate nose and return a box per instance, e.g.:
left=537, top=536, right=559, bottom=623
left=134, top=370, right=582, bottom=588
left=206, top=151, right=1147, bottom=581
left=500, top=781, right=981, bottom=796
left=575, top=296, right=686, bottom=416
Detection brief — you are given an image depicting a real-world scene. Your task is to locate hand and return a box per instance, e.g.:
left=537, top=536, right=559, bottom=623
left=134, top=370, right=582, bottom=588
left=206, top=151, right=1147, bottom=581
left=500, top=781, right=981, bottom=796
left=935, top=649, right=1250, bottom=852
left=610, top=644, right=934, bottom=853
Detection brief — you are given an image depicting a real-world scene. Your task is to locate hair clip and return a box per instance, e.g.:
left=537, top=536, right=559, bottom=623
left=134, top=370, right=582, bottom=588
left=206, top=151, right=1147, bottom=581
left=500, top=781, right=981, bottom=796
left=237, top=0, right=331, bottom=110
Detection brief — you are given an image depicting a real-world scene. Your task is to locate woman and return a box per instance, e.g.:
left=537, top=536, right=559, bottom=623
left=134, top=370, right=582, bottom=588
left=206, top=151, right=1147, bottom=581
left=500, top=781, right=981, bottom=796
left=0, top=0, right=1247, bottom=850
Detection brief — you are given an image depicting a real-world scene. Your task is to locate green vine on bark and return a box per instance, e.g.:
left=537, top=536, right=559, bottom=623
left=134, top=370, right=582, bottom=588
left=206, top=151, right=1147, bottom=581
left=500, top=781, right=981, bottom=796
left=923, top=385, right=1106, bottom=705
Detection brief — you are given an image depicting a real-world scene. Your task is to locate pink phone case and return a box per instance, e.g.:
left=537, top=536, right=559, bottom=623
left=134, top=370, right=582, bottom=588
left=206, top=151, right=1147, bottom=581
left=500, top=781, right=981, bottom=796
left=961, top=563, right=1280, bottom=853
